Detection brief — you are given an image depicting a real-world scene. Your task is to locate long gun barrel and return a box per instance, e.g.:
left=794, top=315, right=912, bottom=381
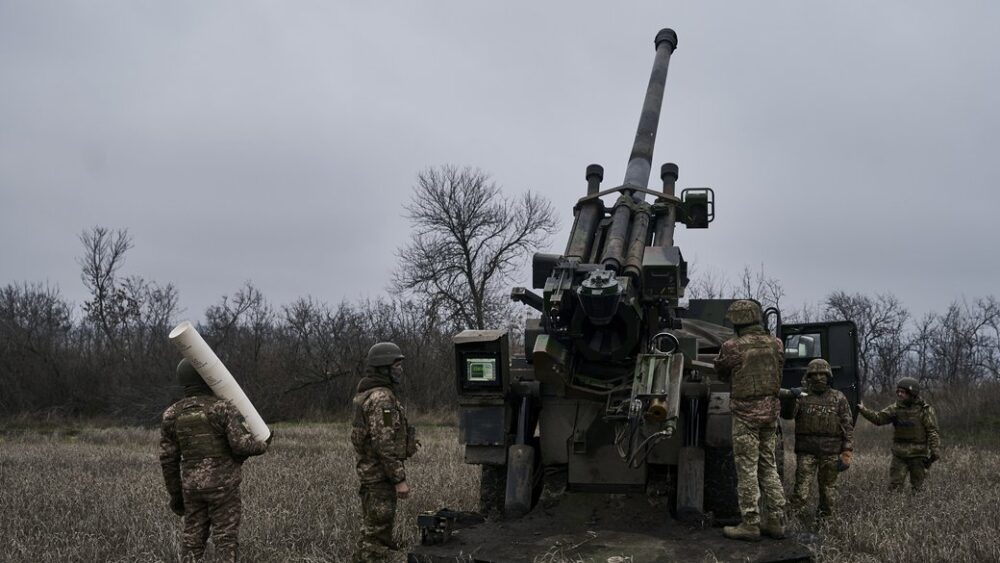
left=623, top=29, right=678, bottom=196
left=565, top=29, right=678, bottom=265
left=598, top=29, right=678, bottom=274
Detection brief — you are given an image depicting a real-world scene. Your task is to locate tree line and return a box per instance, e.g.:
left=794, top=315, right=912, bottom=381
left=0, top=166, right=556, bottom=424
left=0, top=264, right=457, bottom=424
left=2, top=166, right=997, bottom=424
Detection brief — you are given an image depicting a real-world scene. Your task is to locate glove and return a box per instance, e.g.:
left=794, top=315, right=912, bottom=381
left=924, top=451, right=939, bottom=468
left=169, top=495, right=185, bottom=516
left=790, top=387, right=807, bottom=397
left=836, top=451, right=852, bottom=472
left=395, top=480, right=411, bottom=499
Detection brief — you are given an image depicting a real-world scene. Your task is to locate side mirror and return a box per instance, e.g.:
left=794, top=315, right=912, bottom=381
left=679, top=188, right=715, bottom=228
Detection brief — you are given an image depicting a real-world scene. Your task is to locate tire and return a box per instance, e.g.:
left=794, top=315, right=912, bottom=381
left=479, top=464, right=506, bottom=519
left=703, top=445, right=740, bottom=524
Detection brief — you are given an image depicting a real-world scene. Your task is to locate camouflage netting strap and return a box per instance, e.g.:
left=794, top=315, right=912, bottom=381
left=796, top=394, right=842, bottom=437
left=892, top=405, right=928, bottom=443
left=176, top=399, right=232, bottom=461
left=730, top=337, right=780, bottom=400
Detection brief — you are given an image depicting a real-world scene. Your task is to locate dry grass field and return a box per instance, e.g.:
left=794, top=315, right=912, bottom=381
left=1, top=419, right=998, bottom=563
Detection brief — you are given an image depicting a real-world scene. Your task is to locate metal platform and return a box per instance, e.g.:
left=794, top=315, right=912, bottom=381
left=408, top=493, right=815, bottom=563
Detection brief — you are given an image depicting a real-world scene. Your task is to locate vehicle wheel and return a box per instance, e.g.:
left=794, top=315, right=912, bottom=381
left=703, top=445, right=740, bottom=524
left=479, top=464, right=506, bottom=519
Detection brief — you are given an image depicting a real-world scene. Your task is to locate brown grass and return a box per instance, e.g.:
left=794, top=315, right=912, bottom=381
left=0, top=421, right=996, bottom=562
left=0, top=423, right=477, bottom=562
left=802, top=423, right=1000, bottom=563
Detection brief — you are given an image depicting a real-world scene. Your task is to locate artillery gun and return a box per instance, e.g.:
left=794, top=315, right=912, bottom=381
left=411, top=28, right=859, bottom=563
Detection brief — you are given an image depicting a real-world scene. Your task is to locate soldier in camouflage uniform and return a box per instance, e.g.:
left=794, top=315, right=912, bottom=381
left=858, top=377, right=940, bottom=491
left=779, top=359, right=854, bottom=519
left=714, top=300, right=787, bottom=542
left=352, top=342, right=419, bottom=562
left=160, top=358, right=271, bottom=563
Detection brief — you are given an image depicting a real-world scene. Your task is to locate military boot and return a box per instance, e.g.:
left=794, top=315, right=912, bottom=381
left=761, top=513, right=786, bottom=539
left=723, top=521, right=762, bottom=542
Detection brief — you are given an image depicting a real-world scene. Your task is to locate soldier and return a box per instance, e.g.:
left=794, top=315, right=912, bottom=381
left=714, top=300, right=787, bottom=542
left=159, top=358, right=271, bottom=563
left=779, top=359, right=854, bottom=520
left=858, top=377, right=940, bottom=491
left=352, top=342, right=419, bottom=562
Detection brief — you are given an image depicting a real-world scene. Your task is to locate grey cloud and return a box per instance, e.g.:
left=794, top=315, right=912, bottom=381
left=1, top=1, right=996, bottom=319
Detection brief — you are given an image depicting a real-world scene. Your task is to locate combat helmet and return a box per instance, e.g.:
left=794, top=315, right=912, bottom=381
left=805, top=358, right=833, bottom=380
left=803, top=358, right=833, bottom=391
left=176, top=358, right=205, bottom=387
left=896, top=377, right=919, bottom=398
left=726, top=300, right=762, bottom=327
left=367, top=341, right=405, bottom=368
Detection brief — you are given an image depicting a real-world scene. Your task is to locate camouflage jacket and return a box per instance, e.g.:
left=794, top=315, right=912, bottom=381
left=352, top=383, right=415, bottom=485
left=786, top=388, right=854, bottom=455
left=715, top=325, right=784, bottom=425
left=159, top=393, right=268, bottom=496
left=859, top=399, right=940, bottom=458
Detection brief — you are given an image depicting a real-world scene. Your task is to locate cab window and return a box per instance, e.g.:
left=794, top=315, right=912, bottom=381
left=785, top=333, right=823, bottom=359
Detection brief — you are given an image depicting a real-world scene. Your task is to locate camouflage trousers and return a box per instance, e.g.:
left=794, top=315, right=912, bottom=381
left=788, top=453, right=839, bottom=517
left=181, top=485, right=241, bottom=563
left=889, top=455, right=927, bottom=491
left=731, top=416, right=786, bottom=526
left=354, top=481, right=397, bottom=562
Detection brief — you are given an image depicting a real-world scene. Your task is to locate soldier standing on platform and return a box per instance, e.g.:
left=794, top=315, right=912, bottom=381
left=714, top=300, right=787, bottom=542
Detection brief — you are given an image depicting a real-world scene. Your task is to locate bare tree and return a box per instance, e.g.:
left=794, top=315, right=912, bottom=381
left=356, top=297, right=456, bottom=409
left=392, top=165, right=558, bottom=330
left=906, top=312, right=937, bottom=385
left=735, top=263, right=785, bottom=312
left=0, top=283, right=73, bottom=414
left=77, top=227, right=180, bottom=365
left=268, top=294, right=458, bottom=416
left=204, top=282, right=271, bottom=352
left=280, top=297, right=366, bottom=393
left=200, top=281, right=276, bottom=411
left=781, top=301, right=828, bottom=324
left=825, top=291, right=910, bottom=392
left=980, top=296, right=1000, bottom=379
left=78, top=226, right=134, bottom=349
left=685, top=262, right=786, bottom=314
left=872, top=319, right=911, bottom=390
left=72, top=226, right=183, bottom=419
left=923, top=298, right=999, bottom=386
left=684, top=264, right=733, bottom=300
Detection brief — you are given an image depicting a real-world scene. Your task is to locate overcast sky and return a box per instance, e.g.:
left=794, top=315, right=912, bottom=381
left=1, top=1, right=996, bottom=324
